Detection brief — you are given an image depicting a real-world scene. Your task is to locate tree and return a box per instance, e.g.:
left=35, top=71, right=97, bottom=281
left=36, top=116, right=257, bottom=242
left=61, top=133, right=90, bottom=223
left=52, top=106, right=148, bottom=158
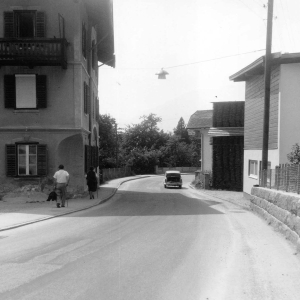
left=173, top=117, right=190, bottom=144
left=98, top=114, right=118, bottom=168
left=287, top=143, right=300, bottom=164
left=122, top=113, right=168, bottom=153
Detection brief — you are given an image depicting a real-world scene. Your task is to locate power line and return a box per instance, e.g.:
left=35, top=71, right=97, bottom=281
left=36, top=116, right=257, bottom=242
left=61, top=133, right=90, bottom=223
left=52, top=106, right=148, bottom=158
left=102, top=49, right=267, bottom=70
left=165, top=49, right=266, bottom=69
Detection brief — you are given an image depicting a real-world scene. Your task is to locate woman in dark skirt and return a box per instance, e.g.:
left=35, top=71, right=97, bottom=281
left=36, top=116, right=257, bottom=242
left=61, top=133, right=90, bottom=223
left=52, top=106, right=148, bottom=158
left=86, top=167, right=98, bottom=199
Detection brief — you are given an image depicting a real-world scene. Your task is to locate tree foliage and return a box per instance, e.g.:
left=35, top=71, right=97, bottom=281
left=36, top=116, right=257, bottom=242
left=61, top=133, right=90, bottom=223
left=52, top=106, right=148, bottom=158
left=98, top=114, right=117, bottom=168
left=99, top=114, right=201, bottom=174
left=173, top=117, right=190, bottom=144
left=287, top=143, right=300, bottom=164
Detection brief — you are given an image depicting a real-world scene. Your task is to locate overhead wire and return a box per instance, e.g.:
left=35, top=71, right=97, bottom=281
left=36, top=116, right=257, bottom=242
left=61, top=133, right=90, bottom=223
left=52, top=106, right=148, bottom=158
left=105, top=49, right=267, bottom=70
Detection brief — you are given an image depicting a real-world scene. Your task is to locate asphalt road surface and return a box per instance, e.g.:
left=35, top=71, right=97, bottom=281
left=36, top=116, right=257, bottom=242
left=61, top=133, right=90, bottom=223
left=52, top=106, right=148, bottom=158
left=1, top=175, right=300, bottom=300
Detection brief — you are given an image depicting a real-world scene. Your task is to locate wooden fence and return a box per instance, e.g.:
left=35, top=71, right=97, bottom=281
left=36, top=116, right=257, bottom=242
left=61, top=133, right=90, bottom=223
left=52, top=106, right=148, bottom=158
left=101, top=167, right=132, bottom=183
left=261, top=164, right=300, bottom=194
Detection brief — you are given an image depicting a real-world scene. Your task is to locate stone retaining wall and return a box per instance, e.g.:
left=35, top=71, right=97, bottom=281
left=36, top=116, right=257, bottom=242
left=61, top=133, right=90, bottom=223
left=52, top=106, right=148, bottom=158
left=251, top=187, right=300, bottom=252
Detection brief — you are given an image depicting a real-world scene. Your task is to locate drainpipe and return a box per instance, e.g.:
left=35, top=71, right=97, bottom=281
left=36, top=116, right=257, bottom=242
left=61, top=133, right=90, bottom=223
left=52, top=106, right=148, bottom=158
left=200, top=132, right=203, bottom=172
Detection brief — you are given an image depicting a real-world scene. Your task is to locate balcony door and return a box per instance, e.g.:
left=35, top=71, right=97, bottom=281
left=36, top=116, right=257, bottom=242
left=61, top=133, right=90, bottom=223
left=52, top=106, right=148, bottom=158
left=4, top=11, right=45, bottom=38
left=16, top=11, right=35, bottom=38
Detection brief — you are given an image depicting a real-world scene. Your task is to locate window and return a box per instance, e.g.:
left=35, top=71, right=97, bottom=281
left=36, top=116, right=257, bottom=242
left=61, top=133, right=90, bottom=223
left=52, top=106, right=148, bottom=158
left=249, top=160, right=258, bottom=178
left=4, top=11, right=45, bottom=38
left=4, top=75, right=47, bottom=109
left=82, top=23, right=87, bottom=59
left=18, top=145, right=37, bottom=175
left=83, top=82, right=89, bottom=114
left=6, top=144, right=47, bottom=177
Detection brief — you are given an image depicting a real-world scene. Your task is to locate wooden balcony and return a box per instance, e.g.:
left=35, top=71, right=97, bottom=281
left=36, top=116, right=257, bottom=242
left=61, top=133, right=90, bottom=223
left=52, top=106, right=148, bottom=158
left=0, top=38, right=68, bottom=69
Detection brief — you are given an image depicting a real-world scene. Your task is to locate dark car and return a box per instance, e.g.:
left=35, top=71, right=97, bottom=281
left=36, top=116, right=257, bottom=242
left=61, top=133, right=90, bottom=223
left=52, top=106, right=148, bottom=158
left=164, top=170, right=182, bottom=189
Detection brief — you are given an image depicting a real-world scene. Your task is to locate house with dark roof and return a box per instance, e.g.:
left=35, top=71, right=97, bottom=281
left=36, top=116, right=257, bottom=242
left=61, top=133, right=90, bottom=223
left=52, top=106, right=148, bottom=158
left=187, top=110, right=213, bottom=172
left=230, top=52, right=300, bottom=196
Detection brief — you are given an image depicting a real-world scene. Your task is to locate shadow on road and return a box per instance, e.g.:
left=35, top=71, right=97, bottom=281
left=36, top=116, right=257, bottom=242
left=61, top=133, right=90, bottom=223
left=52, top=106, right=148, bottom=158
left=78, top=189, right=224, bottom=217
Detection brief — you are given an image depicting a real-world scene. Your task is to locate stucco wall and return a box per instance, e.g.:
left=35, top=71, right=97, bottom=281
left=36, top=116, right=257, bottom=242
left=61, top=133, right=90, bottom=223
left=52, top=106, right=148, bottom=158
left=243, top=149, right=279, bottom=195
left=201, top=128, right=212, bottom=172
left=251, top=187, right=300, bottom=252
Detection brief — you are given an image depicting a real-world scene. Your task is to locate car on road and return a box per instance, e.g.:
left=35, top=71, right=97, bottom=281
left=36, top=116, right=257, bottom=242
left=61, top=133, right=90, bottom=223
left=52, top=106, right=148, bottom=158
left=164, top=170, right=182, bottom=189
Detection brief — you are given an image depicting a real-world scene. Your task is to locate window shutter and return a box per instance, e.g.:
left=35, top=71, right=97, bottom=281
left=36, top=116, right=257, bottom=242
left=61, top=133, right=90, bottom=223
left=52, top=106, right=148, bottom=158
left=36, top=12, right=45, bottom=38
left=4, top=12, right=14, bottom=38
left=6, top=144, right=17, bottom=176
left=4, top=75, right=16, bottom=109
left=82, top=23, right=87, bottom=58
left=83, top=82, right=86, bottom=113
left=37, top=144, right=47, bottom=176
left=87, top=85, right=90, bottom=115
left=36, top=75, right=47, bottom=108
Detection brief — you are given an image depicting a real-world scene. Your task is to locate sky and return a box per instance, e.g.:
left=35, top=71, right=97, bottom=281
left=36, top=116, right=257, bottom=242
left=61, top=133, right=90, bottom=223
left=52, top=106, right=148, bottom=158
left=98, top=0, right=300, bottom=133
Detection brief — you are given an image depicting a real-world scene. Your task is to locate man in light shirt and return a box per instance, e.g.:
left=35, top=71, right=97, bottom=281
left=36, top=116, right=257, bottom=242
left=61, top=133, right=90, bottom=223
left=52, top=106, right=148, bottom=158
left=53, top=164, right=70, bottom=208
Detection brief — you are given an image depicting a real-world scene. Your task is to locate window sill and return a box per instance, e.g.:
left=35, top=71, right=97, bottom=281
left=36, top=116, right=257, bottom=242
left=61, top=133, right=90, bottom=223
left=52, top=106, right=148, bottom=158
left=13, top=110, right=40, bottom=113
left=249, top=175, right=258, bottom=180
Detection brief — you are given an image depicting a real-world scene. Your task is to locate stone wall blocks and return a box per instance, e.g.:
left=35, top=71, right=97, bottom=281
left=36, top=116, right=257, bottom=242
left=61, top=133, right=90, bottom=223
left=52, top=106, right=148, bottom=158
left=250, top=189, right=300, bottom=252
left=267, top=190, right=277, bottom=202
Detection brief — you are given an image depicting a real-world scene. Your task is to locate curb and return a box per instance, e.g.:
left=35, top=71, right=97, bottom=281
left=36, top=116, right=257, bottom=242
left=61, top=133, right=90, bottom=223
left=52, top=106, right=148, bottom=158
left=0, top=175, right=151, bottom=232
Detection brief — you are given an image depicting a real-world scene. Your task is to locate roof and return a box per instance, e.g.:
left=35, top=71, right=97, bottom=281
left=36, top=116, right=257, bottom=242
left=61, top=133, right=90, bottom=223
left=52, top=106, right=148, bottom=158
left=186, top=110, right=213, bottom=129
left=208, top=127, right=244, bottom=137
left=84, top=0, right=115, bottom=67
left=230, top=52, right=300, bottom=82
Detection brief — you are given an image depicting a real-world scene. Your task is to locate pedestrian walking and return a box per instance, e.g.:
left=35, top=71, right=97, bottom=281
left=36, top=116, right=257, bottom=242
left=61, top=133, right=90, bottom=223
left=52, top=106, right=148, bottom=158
left=53, top=164, right=70, bottom=208
left=86, top=166, right=98, bottom=199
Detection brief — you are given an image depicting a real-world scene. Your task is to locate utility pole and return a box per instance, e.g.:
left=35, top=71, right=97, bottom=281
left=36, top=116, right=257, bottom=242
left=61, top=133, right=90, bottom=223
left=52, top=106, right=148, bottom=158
left=262, top=0, right=274, bottom=184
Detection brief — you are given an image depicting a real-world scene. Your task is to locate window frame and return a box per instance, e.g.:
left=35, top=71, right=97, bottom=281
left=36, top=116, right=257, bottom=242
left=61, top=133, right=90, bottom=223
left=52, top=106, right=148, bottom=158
left=17, top=144, right=38, bottom=176
left=6, top=143, right=47, bottom=177
left=248, top=160, right=258, bottom=179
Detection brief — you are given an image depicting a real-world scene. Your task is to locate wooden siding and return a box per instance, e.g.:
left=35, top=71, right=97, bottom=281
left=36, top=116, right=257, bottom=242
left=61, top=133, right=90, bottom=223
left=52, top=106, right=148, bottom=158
left=212, top=102, right=244, bottom=127
left=244, top=66, right=279, bottom=150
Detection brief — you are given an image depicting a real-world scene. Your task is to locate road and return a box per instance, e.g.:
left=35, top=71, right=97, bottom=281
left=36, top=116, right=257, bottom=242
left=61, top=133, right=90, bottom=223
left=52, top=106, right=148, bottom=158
left=1, top=175, right=300, bottom=300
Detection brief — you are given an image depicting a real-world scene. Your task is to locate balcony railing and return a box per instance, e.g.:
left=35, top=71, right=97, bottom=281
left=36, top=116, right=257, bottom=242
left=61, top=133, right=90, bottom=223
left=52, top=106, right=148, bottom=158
left=0, top=38, right=68, bottom=69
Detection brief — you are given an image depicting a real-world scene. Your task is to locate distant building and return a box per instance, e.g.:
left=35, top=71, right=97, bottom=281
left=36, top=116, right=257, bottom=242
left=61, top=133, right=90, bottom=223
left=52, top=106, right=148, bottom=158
left=230, top=52, right=300, bottom=196
left=0, top=0, right=115, bottom=192
left=187, top=110, right=213, bottom=172
left=208, top=101, right=244, bottom=191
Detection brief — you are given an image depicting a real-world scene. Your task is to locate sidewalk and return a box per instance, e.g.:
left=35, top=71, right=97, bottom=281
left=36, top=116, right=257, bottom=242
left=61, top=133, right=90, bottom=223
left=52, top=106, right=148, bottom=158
left=0, top=175, right=150, bottom=232
left=189, top=185, right=250, bottom=210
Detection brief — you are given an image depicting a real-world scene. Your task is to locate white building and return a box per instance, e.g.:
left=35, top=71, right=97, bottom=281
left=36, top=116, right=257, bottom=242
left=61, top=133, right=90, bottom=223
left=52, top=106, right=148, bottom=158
left=230, top=52, right=300, bottom=196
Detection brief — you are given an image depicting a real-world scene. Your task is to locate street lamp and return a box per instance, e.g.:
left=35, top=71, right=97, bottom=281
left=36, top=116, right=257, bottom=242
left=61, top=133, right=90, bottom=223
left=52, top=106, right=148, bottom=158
left=155, top=68, right=169, bottom=79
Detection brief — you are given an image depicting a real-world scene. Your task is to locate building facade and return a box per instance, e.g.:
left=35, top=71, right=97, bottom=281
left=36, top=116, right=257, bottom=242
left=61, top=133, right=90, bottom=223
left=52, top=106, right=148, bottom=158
left=230, top=53, right=300, bottom=196
left=0, top=0, right=115, bottom=191
left=187, top=110, right=213, bottom=172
